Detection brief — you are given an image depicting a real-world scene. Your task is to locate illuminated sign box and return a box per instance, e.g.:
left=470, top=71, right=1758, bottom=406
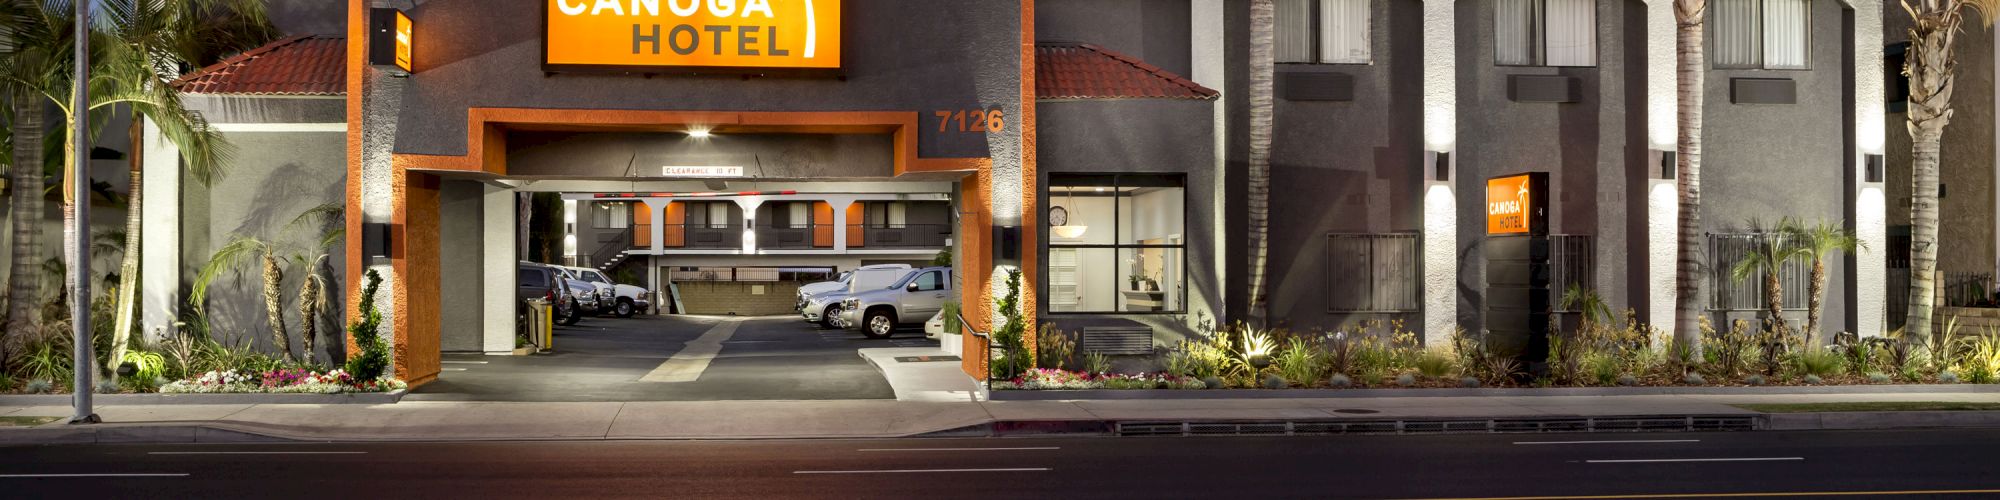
left=368, top=8, right=413, bottom=73
left=544, top=0, right=842, bottom=74
left=661, top=166, right=745, bottom=177
left=1486, top=173, right=1547, bottom=235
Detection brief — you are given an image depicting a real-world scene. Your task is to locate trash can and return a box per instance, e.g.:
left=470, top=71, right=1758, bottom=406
left=522, top=298, right=554, bottom=351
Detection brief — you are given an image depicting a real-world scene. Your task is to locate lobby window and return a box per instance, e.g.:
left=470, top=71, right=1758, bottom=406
left=1326, top=233, right=1419, bottom=312
left=1496, top=0, right=1596, bottom=67
left=1712, top=0, right=1811, bottom=69
left=591, top=201, right=630, bottom=229
left=1276, top=0, right=1371, bottom=64
left=1047, top=174, right=1186, bottom=314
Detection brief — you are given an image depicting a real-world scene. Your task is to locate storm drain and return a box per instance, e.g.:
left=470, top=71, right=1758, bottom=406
left=1113, top=415, right=1756, bottom=437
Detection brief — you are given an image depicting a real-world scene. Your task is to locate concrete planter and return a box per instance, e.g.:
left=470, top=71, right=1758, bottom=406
left=1938, top=307, right=2000, bottom=333
left=0, top=389, right=406, bottom=406
left=512, top=347, right=536, bottom=356
left=987, top=384, right=2000, bottom=401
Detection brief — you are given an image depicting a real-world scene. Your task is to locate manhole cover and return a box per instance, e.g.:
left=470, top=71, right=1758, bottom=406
left=894, top=355, right=961, bottom=363
left=1331, top=409, right=1380, bottom=414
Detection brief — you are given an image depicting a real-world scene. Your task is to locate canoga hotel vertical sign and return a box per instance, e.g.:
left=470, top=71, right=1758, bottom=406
left=545, top=0, right=842, bottom=73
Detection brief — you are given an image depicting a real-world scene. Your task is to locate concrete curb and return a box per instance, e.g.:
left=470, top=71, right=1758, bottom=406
left=987, top=384, right=2000, bottom=401
left=0, top=390, right=407, bottom=406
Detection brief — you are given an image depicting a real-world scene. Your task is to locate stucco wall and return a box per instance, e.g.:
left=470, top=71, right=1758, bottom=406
left=1265, top=0, right=1427, bottom=332
left=1035, top=99, right=1218, bottom=343
left=1452, top=0, right=1647, bottom=335
left=1701, top=0, right=1854, bottom=331
left=180, top=130, right=348, bottom=359
left=1034, top=0, right=1194, bottom=77
left=393, top=0, right=1022, bottom=162
left=438, top=179, right=485, bottom=352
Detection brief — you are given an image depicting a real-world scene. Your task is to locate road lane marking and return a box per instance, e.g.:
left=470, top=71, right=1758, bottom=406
left=855, top=447, right=1060, bottom=452
left=1585, top=457, right=1803, bottom=464
left=1514, top=439, right=1700, bottom=445
left=0, top=474, right=189, bottom=478
left=147, top=451, right=367, bottom=455
left=442, top=368, right=468, bottom=372
left=640, top=318, right=743, bottom=383
left=793, top=468, right=1050, bottom=474
left=1400, top=488, right=2000, bottom=499
left=441, top=361, right=488, bottom=364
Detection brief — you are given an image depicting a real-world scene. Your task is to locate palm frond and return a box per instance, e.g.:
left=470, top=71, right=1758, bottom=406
left=189, top=235, right=270, bottom=310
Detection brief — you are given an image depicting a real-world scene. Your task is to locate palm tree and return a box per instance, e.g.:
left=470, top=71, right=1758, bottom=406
left=1901, top=0, right=2000, bottom=341
left=1787, top=219, right=1862, bottom=343
left=1, top=0, right=57, bottom=370
left=97, top=0, right=271, bottom=376
left=1672, top=0, right=1710, bottom=353
left=1731, top=219, right=1807, bottom=341
left=1245, top=0, right=1275, bottom=326
left=191, top=203, right=342, bottom=363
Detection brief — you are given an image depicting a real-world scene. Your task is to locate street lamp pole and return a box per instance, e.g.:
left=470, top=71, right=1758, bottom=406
left=69, top=0, right=99, bottom=425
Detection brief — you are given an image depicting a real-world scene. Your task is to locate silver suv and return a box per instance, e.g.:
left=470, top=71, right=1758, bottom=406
left=839, top=266, right=953, bottom=339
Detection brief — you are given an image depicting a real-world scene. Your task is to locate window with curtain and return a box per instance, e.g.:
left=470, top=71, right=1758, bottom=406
left=1713, top=0, right=1811, bottom=69
left=1276, top=0, right=1371, bottom=64
left=1495, top=0, right=1596, bottom=67
left=591, top=202, right=630, bottom=229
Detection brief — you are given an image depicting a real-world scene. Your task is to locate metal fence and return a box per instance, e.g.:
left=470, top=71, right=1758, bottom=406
left=1944, top=271, right=1998, bottom=307
left=1327, top=233, right=1420, bottom=312
left=1707, top=233, right=1809, bottom=311
left=1548, top=235, right=1596, bottom=311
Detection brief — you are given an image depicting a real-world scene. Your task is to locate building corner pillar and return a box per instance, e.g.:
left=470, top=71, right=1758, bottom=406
left=139, top=117, right=181, bottom=342
left=1848, top=0, right=1888, bottom=337
left=1420, top=0, right=1458, bottom=349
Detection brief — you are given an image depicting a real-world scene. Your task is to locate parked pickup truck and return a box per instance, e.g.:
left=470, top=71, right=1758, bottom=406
left=560, top=265, right=651, bottom=317
left=840, top=266, right=953, bottom=339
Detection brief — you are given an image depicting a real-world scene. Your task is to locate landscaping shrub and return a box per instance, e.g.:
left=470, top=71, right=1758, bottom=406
left=1394, top=373, right=1417, bottom=387
left=1325, top=330, right=1357, bottom=376
left=1328, top=374, right=1352, bottom=388
left=1617, top=374, right=1637, bottom=387
left=1413, top=348, right=1458, bottom=380
left=1083, top=352, right=1112, bottom=375
left=1683, top=373, right=1706, bottom=386
left=1792, top=347, right=1847, bottom=379
left=1260, top=374, right=1288, bottom=389
left=1867, top=372, right=1891, bottom=384
left=0, top=375, right=14, bottom=393
left=1955, top=333, right=2000, bottom=384
left=1804, top=374, right=1824, bottom=385
left=26, top=379, right=53, bottom=394
left=1272, top=338, right=1326, bottom=386
left=1581, top=351, right=1621, bottom=386
left=1941, top=371, right=1961, bottom=384
left=1745, top=374, right=1766, bottom=386
left=1035, top=324, right=1075, bottom=370
left=1201, top=376, right=1224, bottom=389
left=986, top=270, right=1032, bottom=380
left=16, top=335, right=73, bottom=385
left=1459, top=376, right=1481, bottom=388
left=95, top=380, right=122, bottom=394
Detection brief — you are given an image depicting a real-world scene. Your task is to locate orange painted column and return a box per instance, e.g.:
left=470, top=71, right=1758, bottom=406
left=959, top=170, right=993, bottom=380
left=1018, top=0, right=1040, bottom=348
left=341, top=0, right=365, bottom=356
left=392, top=171, right=442, bottom=386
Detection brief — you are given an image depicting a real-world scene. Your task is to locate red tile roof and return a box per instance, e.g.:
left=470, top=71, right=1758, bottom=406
left=174, top=35, right=345, bottom=96
left=1036, top=42, right=1218, bottom=101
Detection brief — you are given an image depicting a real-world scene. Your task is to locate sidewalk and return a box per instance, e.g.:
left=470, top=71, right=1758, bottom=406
left=7, top=388, right=2000, bottom=444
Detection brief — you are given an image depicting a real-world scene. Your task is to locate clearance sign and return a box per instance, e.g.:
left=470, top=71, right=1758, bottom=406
left=545, top=0, right=842, bottom=71
left=1486, top=173, right=1545, bottom=235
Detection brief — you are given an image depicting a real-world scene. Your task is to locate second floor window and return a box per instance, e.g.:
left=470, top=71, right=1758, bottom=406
left=1713, top=0, right=1811, bottom=69
left=1276, top=0, right=1371, bottom=64
left=1496, top=0, right=1596, bottom=67
left=591, top=202, right=630, bottom=229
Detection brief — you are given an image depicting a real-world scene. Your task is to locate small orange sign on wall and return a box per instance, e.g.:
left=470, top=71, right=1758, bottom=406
left=1486, top=173, right=1545, bottom=235
left=545, top=0, right=842, bottom=71
left=393, top=10, right=413, bottom=72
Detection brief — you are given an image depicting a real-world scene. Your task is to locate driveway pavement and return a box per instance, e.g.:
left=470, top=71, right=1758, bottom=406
left=407, top=315, right=934, bottom=402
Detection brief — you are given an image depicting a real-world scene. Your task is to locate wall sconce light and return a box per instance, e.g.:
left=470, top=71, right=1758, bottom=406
left=1939, top=183, right=1947, bottom=199
left=1426, top=151, right=1452, bottom=182
left=993, top=226, right=1021, bottom=263
left=1864, top=154, right=1884, bottom=183
left=1652, top=150, right=1677, bottom=180
left=363, top=222, right=392, bottom=260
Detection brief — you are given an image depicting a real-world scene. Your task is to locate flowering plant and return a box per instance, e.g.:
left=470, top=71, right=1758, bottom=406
left=991, top=369, right=1205, bottom=391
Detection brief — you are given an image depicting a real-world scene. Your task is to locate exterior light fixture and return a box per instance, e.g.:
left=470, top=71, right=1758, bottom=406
left=363, top=222, right=392, bottom=260
left=1863, top=154, right=1884, bottom=183
left=686, top=129, right=712, bottom=139
left=1426, top=151, right=1452, bottom=182
left=1654, top=150, right=1677, bottom=180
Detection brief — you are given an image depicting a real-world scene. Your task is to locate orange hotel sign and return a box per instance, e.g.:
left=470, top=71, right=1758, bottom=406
left=545, top=0, right=842, bottom=71
left=1486, top=173, right=1546, bottom=235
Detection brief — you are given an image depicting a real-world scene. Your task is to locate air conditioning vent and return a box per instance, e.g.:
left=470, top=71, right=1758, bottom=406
left=1081, top=326, right=1153, bottom=355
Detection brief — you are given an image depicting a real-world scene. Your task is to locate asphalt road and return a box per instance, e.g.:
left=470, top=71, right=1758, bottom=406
left=409, top=315, right=932, bottom=402
left=5, top=429, right=2000, bottom=499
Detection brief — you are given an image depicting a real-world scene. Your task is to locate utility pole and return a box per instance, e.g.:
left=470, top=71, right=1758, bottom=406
left=70, top=0, right=99, bottom=425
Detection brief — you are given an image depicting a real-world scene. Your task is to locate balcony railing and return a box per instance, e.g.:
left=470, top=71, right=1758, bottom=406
left=755, top=225, right=820, bottom=250
left=853, top=223, right=952, bottom=248
left=670, top=224, right=741, bottom=249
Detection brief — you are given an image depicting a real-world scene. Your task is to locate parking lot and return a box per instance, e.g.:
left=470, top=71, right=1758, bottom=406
left=407, top=314, right=939, bottom=402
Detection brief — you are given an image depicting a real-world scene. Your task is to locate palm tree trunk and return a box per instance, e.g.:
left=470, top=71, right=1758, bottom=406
left=109, top=117, right=143, bottom=379
left=261, top=253, right=289, bottom=361
left=298, top=273, right=322, bottom=365
left=5, top=93, right=48, bottom=371
left=1806, top=259, right=1826, bottom=344
left=1902, top=5, right=1959, bottom=343
left=1245, top=0, right=1275, bottom=327
left=1672, top=0, right=1708, bottom=352
left=1764, top=270, right=1785, bottom=339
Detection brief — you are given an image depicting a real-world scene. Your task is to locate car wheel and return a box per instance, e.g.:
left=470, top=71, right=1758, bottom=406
left=559, top=302, right=582, bottom=326
left=820, top=305, right=842, bottom=329
left=615, top=299, right=635, bottom=318
left=863, top=310, right=896, bottom=339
